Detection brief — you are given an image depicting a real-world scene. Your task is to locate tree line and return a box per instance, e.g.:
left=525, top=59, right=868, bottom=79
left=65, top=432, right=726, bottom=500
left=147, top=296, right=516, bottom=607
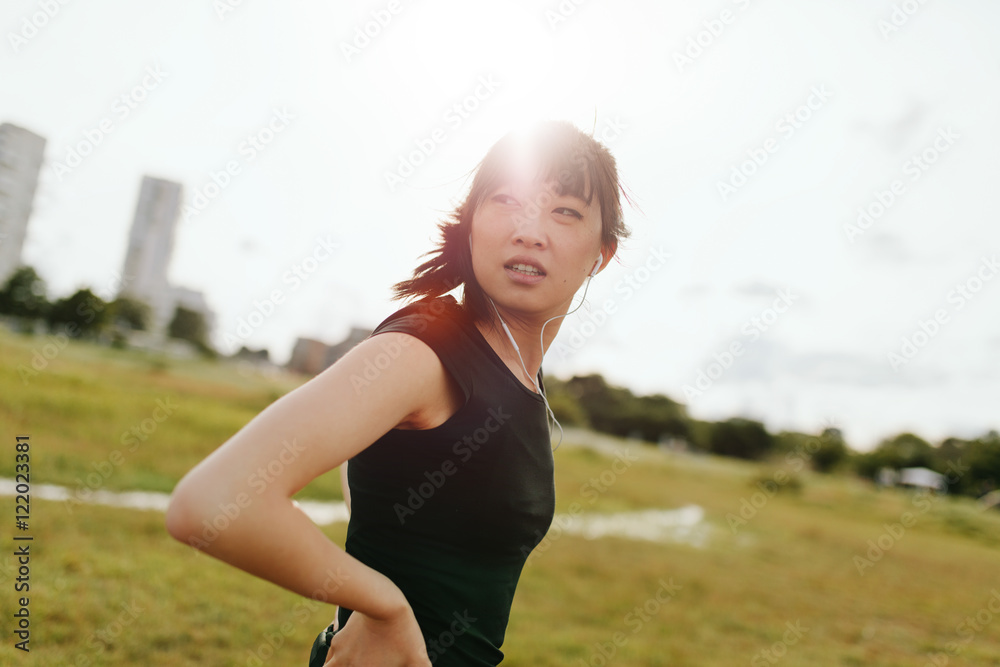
left=0, top=265, right=213, bottom=355
left=546, top=374, right=999, bottom=500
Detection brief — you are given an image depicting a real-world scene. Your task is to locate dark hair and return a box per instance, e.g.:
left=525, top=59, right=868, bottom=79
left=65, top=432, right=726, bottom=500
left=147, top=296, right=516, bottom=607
left=392, top=120, right=632, bottom=324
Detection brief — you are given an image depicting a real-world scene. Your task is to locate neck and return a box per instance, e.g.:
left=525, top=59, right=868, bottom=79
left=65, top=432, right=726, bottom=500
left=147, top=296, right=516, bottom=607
left=477, top=300, right=568, bottom=392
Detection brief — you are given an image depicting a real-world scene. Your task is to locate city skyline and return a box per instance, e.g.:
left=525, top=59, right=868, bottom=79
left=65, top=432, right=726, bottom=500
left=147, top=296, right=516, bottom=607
left=0, top=154, right=219, bottom=345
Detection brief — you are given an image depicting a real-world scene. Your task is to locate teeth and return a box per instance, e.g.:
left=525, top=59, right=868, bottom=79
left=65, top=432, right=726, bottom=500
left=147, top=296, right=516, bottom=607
left=509, top=263, right=542, bottom=276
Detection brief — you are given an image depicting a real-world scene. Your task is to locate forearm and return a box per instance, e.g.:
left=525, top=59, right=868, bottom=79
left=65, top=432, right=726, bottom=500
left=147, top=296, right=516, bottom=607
left=167, top=487, right=401, bottom=620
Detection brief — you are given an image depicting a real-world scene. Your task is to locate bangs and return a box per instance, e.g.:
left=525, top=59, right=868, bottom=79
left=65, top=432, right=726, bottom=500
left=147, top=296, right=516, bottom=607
left=466, top=126, right=598, bottom=214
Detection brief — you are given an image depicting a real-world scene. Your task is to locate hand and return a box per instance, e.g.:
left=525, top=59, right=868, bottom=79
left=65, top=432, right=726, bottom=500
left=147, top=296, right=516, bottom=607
left=324, top=602, right=430, bottom=666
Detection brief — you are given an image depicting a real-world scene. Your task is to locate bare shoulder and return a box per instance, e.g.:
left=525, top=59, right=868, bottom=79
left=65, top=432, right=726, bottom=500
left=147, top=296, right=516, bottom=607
left=346, top=332, right=464, bottom=431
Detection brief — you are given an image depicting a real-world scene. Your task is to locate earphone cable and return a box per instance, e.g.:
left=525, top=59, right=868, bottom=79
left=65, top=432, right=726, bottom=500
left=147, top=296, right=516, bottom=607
left=488, top=275, right=594, bottom=452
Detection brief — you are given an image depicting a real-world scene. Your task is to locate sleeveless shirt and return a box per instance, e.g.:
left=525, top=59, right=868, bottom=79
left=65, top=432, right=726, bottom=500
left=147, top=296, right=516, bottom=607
left=335, top=295, right=556, bottom=665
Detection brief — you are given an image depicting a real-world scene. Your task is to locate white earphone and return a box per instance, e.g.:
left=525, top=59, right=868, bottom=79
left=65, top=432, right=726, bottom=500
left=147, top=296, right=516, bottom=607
left=590, top=253, right=603, bottom=278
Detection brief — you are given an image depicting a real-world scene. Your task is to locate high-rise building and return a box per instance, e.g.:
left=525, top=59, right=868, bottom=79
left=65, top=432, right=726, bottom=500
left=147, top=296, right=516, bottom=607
left=119, top=175, right=216, bottom=346
left=0, top=122, right=47, bottom=285
left=119, top=175, right=183, bottom=336
left=120, top=176, right=181, bottom=298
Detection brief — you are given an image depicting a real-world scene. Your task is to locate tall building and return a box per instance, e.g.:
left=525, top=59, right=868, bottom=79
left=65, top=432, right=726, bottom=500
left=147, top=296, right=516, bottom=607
left=119, top=175, right=183, bottom=336
left=120, top=176, right=181, bottom=298
left=0, top=123, right=47, bottom=285
left=119, top=175, right=215, bottom=344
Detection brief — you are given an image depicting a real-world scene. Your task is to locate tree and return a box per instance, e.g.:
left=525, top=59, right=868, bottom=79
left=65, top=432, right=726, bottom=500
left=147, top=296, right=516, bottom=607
left=168, top=306, right=215, bottom=357
left=542, top=377, right=589, bottom=427
left=629, top=393, right=690, bottom=442
left=966, top=431, right=1000, bottom=496
left=709, top=418, right=774, bottom=460
left=563, top=374, right=632, bottom=436
left=933, top=432, right=1000, bottom=497
left=47, top=288, right=109, bottom=338
left=855, top=432, right=935, bottom=480
left=108, top=296, right=152, bottom=331
left=0, top=265, right=49, bottom=320
left=562, top=374, right=689, bottom=443
left=812, top=427, right=849, bottom=473
left=685, top=419, right=715, bottom=453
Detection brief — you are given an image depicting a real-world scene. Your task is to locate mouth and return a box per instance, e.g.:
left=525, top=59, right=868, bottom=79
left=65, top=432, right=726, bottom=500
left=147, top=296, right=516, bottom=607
left=505, top=262, right=546, bottom=277
left=504, top=257, right=547, bottom=278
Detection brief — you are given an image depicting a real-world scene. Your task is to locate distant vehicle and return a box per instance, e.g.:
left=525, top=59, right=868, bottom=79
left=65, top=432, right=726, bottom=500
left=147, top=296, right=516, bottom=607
left=877, top=466, right=947, bottom=493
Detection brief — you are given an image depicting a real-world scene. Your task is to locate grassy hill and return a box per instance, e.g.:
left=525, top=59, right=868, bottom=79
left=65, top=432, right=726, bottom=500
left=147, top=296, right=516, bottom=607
left=1, top=326, right=999, bottom=665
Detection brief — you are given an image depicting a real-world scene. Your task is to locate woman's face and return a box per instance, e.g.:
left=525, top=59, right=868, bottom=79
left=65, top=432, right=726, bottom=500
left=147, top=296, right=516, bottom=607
left=469, top=169, right=607, bottom=321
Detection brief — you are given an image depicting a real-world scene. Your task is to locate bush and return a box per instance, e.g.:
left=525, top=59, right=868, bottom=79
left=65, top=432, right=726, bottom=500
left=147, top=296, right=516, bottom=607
left=709, top=418, right=773, bottom=461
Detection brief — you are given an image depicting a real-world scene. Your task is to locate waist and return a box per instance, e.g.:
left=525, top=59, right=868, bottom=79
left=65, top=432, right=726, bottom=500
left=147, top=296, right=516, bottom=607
left=343, top=530, right=523, bottom=661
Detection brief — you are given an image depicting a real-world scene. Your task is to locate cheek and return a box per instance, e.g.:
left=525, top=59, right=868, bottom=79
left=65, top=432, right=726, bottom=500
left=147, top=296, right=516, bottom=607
left=559, top=232, right=601, bottom=270
left=472, top=210, right=506, bottom=244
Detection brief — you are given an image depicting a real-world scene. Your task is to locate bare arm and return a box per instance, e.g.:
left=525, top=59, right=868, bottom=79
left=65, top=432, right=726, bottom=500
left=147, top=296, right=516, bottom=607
left=165, top=332, right=443, bottom=620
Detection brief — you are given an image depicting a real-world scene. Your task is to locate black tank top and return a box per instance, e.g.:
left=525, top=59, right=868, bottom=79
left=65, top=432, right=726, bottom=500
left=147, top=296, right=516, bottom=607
left=336, top=295, right=556, bottom=665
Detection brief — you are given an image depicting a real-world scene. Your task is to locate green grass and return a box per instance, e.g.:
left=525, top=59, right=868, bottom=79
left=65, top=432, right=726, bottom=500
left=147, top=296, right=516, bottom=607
left=2, top=326, right=1000, bottom=665
left=0, top=326, right=342, bottom=500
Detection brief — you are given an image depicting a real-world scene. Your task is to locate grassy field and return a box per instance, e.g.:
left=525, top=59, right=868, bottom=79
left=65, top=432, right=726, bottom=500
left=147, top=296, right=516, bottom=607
left=2, top=326, right=1000, bottom=666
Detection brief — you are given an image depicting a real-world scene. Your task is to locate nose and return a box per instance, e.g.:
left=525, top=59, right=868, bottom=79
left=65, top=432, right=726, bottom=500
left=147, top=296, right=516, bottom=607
left=512, top=212, right=546, bottom=249
left=512, top=194, right=546, bottom=249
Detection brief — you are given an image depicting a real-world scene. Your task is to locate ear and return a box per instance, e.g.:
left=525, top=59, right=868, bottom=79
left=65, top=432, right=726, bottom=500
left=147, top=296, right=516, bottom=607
left=596, top=240, right=617, bottom=274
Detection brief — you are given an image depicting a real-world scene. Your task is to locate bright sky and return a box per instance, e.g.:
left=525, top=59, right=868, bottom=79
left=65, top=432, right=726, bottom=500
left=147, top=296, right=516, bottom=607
left=2, top=0, right=998, bottom=451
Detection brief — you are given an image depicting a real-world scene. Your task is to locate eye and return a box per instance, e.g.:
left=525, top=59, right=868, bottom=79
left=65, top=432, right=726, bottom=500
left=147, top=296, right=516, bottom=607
left=554, top=207, right=583, bottom=219
left=492, top=193, right=518, bottom=206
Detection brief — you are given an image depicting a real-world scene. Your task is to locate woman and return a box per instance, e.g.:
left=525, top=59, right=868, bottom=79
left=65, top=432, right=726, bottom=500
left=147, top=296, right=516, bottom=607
left=165, top=119, right=630, bottom=665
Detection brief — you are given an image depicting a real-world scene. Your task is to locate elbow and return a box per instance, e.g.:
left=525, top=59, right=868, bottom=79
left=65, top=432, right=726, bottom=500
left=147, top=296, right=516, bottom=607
left=165, top=477, right=208, bottom=548
left=164, top=495, right=191, bottom=544
left=166, top=471, right=267, bottom=549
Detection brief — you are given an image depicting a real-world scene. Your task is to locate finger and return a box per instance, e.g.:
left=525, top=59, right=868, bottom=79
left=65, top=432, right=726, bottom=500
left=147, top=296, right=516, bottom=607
left=324, top=626, right=339, bottom=662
